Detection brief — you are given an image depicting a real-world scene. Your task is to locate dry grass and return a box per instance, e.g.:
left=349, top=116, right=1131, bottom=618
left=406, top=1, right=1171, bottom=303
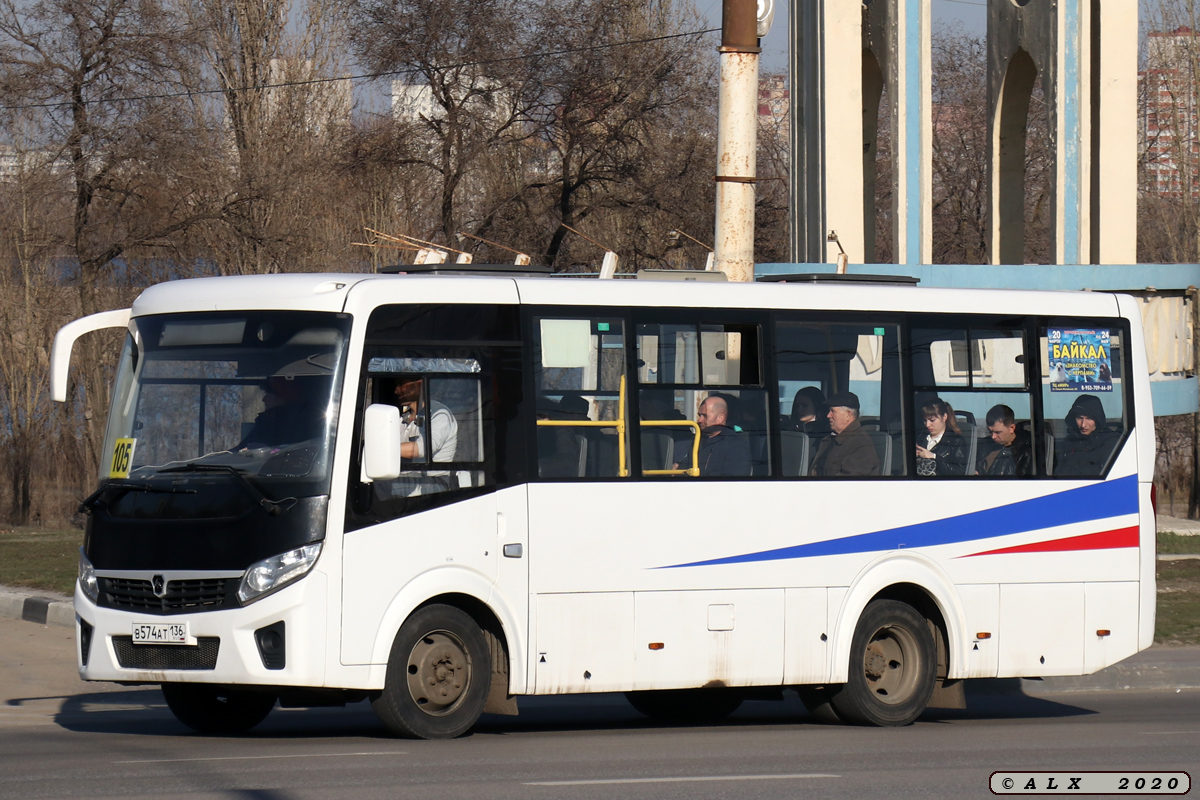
left=0, top=526, right=82, bottom=597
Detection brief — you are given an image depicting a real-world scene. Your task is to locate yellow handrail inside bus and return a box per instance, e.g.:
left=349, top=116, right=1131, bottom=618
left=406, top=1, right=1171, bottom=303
left=639, top=420, right=701, bottom=477
left=535, top=375, right=629, bottom=477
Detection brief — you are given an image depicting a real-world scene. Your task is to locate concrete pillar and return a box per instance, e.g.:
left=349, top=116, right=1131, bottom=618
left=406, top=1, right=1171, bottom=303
left=1092, top=0, right=1137, bottom=264
left=789, top=2, right=864, bottom=264
left=988, top=0, right=1135, bottom=266
left=792, top=0, right=929, bottom=266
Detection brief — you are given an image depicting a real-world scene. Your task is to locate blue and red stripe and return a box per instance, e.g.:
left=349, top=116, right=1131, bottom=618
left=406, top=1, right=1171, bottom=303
left=658, top=475, right=1140, bottom=569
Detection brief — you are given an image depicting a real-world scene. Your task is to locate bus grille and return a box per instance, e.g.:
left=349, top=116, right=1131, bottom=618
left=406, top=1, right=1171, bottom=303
left=112, top=636, right=220, bottom=670
left=100, top=577, right=238, bottom=615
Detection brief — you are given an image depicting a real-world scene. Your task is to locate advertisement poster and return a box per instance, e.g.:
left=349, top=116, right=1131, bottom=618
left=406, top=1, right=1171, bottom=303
left=1047, top=328, right=1113, bottom=392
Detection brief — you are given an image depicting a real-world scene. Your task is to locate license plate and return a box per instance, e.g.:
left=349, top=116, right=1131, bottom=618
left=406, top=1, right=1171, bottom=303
left=131, top=622, right=191, bottom=645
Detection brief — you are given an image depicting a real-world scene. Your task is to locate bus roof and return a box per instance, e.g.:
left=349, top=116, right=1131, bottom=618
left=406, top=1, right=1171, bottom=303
left=129, top=271, right=1129, bottom=320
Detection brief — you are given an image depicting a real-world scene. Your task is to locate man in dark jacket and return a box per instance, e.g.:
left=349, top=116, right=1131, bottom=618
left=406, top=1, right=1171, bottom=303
left=674, top=395, right=753, bottom=477
left=810, top=391, right=880, bottom=477
left=1055, top=394, right=1118, bottom=476
left=979, top=404, right=1033, bottom=476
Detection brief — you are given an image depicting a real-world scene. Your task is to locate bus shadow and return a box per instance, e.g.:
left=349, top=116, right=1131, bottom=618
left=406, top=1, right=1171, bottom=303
left=921, top=679, right=1098, bottom=723
left=28, top=681, right=1095, bottom=739
left=28, top=688, right=392, bottom=739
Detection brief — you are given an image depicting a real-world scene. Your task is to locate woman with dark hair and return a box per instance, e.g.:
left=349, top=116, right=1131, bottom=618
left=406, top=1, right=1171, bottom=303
left=1055, top=394, right=1118, bottom=476
left=915, top=397, right=969, bottom=476
left=789, top=386, right=831, bottom=438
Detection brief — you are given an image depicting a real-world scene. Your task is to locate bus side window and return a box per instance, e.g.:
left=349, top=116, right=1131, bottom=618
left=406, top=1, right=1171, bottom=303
left=636, top=321, right=767, bottom=478
left=1041, top=325, right=1125, bottom=477
left=533, top=318, right=629, bottom=479
left=911, top=327, right=1034, bottom=477
left=775, top=319, right=904, bottom=477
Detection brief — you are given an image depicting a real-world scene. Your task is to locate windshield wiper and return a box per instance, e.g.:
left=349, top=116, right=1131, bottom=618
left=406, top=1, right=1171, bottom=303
left=79, top=482, right=197, bottom=514
left=156, top=464, right=297, bottom=516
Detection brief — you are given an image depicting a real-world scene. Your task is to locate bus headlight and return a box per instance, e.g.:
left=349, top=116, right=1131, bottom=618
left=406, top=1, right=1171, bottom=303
left=78, top=548, right=99, bottom=604
left=238, top=543, right=323, bottom=605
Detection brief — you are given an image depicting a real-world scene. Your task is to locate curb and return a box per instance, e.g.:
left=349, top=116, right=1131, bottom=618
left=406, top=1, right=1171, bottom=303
left=0, top=587, right=74, bottom=628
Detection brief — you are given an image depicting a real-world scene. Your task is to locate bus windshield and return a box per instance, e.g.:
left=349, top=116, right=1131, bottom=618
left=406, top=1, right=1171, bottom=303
left=100, top=311, right=351, bottom=506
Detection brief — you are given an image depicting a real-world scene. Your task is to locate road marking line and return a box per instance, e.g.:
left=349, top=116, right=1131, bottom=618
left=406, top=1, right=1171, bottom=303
left=1137, top=731, right=1198, bottom=735
left=526, top=773, right=841, bottom=786
left=116, top=752, right=405, bottom=764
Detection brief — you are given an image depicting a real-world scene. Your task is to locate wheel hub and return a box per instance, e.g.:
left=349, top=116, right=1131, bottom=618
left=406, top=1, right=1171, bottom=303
left=863, top=627, right=913, bottom=704
left=406, top=631, right=471, bottom=716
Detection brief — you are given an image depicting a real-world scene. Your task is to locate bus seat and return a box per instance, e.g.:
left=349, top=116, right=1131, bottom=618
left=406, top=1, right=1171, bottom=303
left=964, top=428, right=978, bottom=475
left=780, top=430, right=810, bottom=476
left=864, top=429, right=893, bottom=476
left=748, top=433, right=770, bottom=477
left=537, top=429, right=588, bottom=478
left=640, top=430, right=674, bottom=472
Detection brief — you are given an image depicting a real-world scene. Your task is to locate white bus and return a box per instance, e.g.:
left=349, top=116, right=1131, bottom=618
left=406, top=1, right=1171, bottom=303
left=51, top=268, right=1156, bottom=738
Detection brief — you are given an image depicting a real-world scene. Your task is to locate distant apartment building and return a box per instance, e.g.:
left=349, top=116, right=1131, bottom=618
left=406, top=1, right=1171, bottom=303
left=391, top=75, right=509, bottom=126
left=1139, top=27, right=1199, bottom=198
left=758, top=74, right=789, bottom=139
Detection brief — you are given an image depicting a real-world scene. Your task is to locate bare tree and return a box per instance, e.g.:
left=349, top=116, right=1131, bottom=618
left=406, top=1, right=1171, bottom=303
left=349, top=0, right=540, bottom=245
left=513, top=0, right=715, bottom=269
left=929, top=27, right=1051, bottom=265
left=184, top=0, right=356, bottom=274
left=0, top=0, right=243, bottom=465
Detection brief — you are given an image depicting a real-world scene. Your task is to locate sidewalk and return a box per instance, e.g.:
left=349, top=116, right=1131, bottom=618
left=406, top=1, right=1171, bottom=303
left=0, top=585, right=73, bottom=628
left=1157, top=514, right=1200, bottom=535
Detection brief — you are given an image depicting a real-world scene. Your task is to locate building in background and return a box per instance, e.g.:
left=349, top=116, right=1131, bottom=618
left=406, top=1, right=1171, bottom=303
left=1139, top=26, right=1200, bottom=199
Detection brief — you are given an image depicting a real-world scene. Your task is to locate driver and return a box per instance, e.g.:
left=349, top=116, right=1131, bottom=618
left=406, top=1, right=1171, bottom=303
left=237, top=375, right=330, bottom=449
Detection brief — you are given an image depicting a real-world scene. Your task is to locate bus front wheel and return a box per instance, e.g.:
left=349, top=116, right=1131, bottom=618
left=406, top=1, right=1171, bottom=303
left=828, top=599, right=936, bottom=726
left=161, top=683, right=276, bottom=734
left=372, top=604, right=491, bottom=739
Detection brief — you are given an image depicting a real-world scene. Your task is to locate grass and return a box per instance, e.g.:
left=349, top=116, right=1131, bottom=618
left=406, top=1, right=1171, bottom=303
left=1156, top=558, right=1200, bottom=646
left=1, top=526, right=1199, bottom=646
left=1158, top=530, right=1200, bottom=555
left=0, top=526, right=83, bottom=597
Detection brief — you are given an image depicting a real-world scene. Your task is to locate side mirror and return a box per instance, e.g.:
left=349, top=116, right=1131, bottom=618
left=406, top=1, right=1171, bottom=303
left=362, top=403, right=402, bottom=482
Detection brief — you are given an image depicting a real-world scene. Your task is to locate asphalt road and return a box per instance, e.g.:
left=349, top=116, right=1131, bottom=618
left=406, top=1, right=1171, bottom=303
left=2, top=617, right=1197, bottom=800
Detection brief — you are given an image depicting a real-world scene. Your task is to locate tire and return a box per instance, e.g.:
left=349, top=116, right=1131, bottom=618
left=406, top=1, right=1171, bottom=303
left=371, top=604, right=491, bottom=739
left=828, top=599, right=936, bottom=727
left=625, top=689, right=743, bottom=723
left=161, top=683, right=276, bottom=735
left=797, top=685, right=844, bottom=724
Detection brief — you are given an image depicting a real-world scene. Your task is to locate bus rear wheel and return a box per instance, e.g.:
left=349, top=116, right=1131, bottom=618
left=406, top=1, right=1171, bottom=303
left=625, top=689, right=743, bottom=723
left=161, top=683, right=276, bottom=735
left=372, top=604, right=490, bottom=739
left=828, top=599, right=936, bottom=727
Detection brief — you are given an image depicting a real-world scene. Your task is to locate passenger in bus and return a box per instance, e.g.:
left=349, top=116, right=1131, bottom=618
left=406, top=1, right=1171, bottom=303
left=788, top=386, right=831, bottom=439
left=389, top=379, right=459, bottom=495
left=1055, top=394, right=1118, bottom=476
left=673, top=395, right=753, bottom=477
left=394, top=379, right=458, bottom=463
left=978, top=404, right=1032, bottom=476
left=915, top=398, right=969, bottom=476
left=809, top=391, right=880, bottom=477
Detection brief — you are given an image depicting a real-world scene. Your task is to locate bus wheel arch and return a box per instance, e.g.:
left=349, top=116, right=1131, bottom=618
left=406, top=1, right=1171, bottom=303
left=828, top=555, right=967, bottom=688
left=417, top=593, right=517, bottom=717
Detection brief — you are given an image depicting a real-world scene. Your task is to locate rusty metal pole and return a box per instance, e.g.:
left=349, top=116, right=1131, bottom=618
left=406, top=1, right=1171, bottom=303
left=713, top=0, right=760, bottom=283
